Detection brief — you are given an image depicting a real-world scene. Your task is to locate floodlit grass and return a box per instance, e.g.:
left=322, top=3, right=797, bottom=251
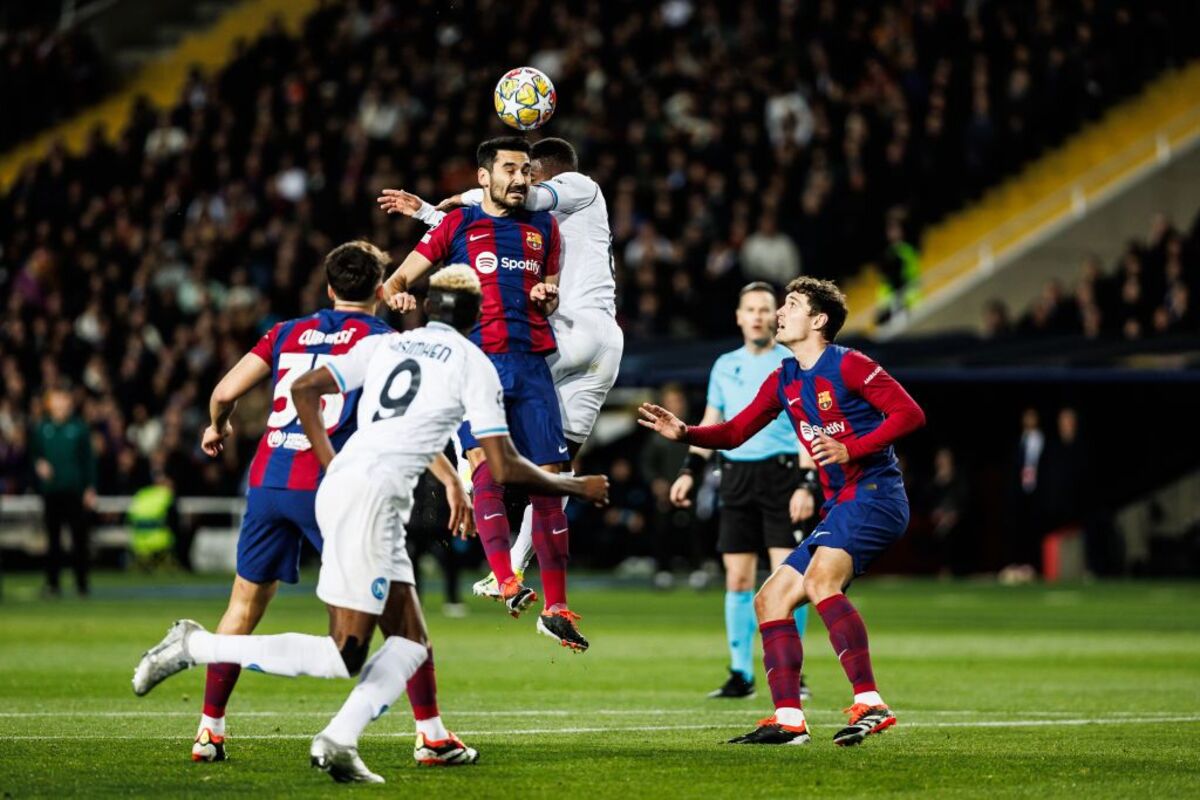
left=1, top=573, right=1198, bottom=798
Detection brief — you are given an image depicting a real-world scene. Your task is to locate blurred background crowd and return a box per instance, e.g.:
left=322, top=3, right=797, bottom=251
left=1, top=0, right=1198, bottom=582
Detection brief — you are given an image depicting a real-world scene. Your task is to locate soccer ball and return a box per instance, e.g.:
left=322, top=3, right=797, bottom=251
left=494, top=67, right=556, bottom=131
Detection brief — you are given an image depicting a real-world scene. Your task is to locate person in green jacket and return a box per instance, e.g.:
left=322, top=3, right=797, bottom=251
left=30, top=385, right=97, bottom=597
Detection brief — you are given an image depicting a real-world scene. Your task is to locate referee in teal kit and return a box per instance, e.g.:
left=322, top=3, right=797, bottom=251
left=670, top=282, right=819, bottom=699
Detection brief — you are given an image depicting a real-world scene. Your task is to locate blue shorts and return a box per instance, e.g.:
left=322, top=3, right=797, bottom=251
left=237, top=487, right=323, bottom=584
left=784, top=487, right=910, bottom=577
left=459, top=351, right=567, bottom=465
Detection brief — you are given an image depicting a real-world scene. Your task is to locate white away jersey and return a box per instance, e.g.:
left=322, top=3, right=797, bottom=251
left=322, top=321, right=508, bottom=476
left=534, top=172, right=616, bottom=318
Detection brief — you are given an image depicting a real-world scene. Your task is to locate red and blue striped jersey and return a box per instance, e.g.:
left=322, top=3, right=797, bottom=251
left=415, top=205, right=561, bottom=355
left=246, top=308, right=394, bottom=490
left=685, top=344, right=925, bottom=512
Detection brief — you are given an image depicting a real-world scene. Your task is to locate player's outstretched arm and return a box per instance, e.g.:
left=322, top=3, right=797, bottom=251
left=478, top=435, right=609, bottom=506
left=377, top=189, right=446, bottom=226
left=427, top=452, right=474, bottom=539
left=290, top=367, right=340, bottom=469
left=642, top=370, right=784, bottom=452
left=202, top=352, right=271, bottom=456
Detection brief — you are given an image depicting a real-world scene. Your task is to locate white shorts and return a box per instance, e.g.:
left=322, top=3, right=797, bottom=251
left=547, top=309, right=623, bottom=444
left=314, top=465, right=416, bottom=615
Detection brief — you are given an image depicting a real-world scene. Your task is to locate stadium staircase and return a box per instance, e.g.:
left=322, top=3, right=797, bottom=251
left=0, top=0, right=318, bottom=190
left=843, top=60, right=1200, bottom=337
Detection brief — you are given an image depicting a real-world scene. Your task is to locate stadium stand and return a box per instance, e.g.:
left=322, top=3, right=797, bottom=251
left=987, top=209, right=1200, bottom=341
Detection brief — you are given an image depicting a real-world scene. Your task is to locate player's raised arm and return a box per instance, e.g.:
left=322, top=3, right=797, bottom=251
left=290, top=366, right=342, bottom=470
left=838, top=351, right=926, bottom=461
left=201, top=348, right=274, bottom=456
left=382, top=208, right=464, bottom=312
left=639, top=369, right=786, bottom=451
left=291, top=334, right=387, bottom=468
left=377, top=189, right=446, bottom=227
left=382, top=251, right=435, bottom=313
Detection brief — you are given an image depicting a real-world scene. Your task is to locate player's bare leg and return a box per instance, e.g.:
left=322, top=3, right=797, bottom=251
left=803, top=547, right=896, bottom=745
left=768, top=546, right=811, bottom=701
left=466, top=448, right=539, bottom=616
left=191, top=577, right=278, bottom=761
left=379, top=582, right=478, bottom=766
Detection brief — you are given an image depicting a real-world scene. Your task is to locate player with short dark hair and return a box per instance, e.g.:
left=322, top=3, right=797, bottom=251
left=639, top=276, right=925, bottom=747
left=671, top=282, right=820, bottom=701
left=477, top=135, right=532, bottom=169
left=134, top=265, right=610, bottom=783
left=189, top=241, right=471, bottom=767
left=530, top=137, right=579, bottom=172
left=380, top=137, right=592, bottom=651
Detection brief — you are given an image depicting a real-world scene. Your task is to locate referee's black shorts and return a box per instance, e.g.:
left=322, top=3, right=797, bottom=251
left=717, top=454, right=804, bottom=554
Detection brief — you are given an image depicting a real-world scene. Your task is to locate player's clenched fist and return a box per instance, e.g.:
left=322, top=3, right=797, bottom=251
left=201, top=422, right=233, bottom=457
left=579, top=474, right=610, bottom=506
left=529, top=282, right=559, bottom=315
left=637, top=402, right=687, bottom=441
left=669, top=473, right=695, bottom=508
left=810, top=430, right=849, bottom=466
left=386, top=291, right=418, bottom=313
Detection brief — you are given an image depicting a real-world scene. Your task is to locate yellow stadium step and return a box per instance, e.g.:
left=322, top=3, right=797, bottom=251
left=0, top=0, right=318, bottom=190
left=845, top=60, right=1200, bottom=335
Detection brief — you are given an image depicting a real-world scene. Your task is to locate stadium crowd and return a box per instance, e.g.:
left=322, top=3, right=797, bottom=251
left=0, top=0, right=1195, bottom=512
left=982, top=209, right=1200, bottom=340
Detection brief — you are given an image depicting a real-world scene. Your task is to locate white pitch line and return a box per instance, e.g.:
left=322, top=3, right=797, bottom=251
left=0, top=708, right=1189, bottom=719
left=1, top=715, right=1198, bottom=741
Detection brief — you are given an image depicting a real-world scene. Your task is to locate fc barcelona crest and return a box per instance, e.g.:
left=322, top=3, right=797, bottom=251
left=817, top=390, right=833, bottom=411
left=525, top=230, right=543, bottom=250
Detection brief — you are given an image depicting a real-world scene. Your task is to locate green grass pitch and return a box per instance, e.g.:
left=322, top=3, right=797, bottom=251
left=1, top=573, right=1198, bottom=798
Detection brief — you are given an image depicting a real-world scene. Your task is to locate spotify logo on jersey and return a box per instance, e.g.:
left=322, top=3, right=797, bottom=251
left=475, top=251, right=498, bottom=274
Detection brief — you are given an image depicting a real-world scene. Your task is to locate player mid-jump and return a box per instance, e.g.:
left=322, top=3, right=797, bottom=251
left=379, top=136, right=621, bottom=611
left=380, top=137, right=590, bottom=651
left=640, top=277, right=924, bottom=747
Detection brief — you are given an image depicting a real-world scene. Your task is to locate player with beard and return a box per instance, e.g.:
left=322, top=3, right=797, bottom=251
left=378, top=137, right=622, bottom=610
left=380, top=138, right=588, bottom=652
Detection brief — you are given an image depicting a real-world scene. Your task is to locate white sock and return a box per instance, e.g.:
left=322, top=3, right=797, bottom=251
left=415, top=715, right=450, bottom=741
left=187, top=631, right=349, bottom=679
left=854, top=690, right=885, bottom=707
left=321, top=637, right=427, bottom=747
left=512, top=506, right=535, bottom=574
left=198, top=713, right=225, bottom=736
left=775, top=707, right=806, bottom=727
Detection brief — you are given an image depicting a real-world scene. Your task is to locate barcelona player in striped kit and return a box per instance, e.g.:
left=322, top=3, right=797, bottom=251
left=192, top=242, right=476, bottom=766
left=639, top=277, right=925, bottom=746
left=382, top=137, right=588, bottom=651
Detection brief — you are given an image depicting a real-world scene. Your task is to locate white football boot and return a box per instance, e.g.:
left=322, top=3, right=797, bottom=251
left=310, top=734, right=384, bottom=783
left=132, top=619, right=203, bottom=696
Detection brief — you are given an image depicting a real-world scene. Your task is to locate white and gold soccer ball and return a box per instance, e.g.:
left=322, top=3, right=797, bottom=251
left=493, top=66, right=557, bottom=131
